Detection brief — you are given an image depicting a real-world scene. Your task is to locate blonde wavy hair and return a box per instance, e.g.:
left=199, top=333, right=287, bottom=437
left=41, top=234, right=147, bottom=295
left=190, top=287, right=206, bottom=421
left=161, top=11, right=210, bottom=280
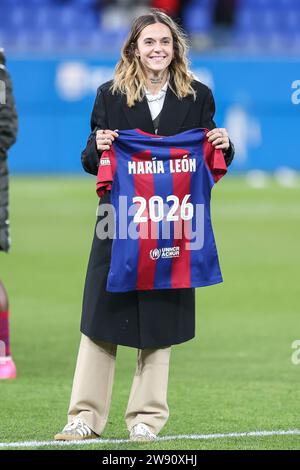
left=110, top=8, right=196, bottom=107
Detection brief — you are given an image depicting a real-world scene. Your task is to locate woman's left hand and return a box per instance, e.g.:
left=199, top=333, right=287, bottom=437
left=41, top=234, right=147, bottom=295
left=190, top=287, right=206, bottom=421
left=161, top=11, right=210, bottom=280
left=207, top=128, right=230, bottom=151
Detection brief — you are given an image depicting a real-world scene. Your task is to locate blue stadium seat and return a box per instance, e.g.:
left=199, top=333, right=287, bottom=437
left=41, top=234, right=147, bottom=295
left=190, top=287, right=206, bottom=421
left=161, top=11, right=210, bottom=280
left=235, top=9, right=261, bottom=31
left=1, top=0, right=24, bottom=6
left=72, top=0, right=96, bottom=5
left=189, top=0, right=215, bottom=8
left=1, top=0, right=50, bottom=5
left=183, top=6, right=212, bottom=33
left=238, top=0, right=299, bottom=7
left=23, top=6, right=97, bottom=32
left=238, top=0, right=262, bottom=7
left=284, top=10, right=300, bottom=31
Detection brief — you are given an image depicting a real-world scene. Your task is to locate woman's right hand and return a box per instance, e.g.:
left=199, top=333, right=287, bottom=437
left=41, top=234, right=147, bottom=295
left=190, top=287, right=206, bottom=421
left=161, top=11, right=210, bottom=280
left=96, top=129, right=119, bottom=152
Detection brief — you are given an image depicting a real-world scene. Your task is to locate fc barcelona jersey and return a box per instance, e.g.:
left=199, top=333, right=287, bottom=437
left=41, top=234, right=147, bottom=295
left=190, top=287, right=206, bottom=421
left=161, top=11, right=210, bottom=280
left=96, top=128, right=227, bottom=292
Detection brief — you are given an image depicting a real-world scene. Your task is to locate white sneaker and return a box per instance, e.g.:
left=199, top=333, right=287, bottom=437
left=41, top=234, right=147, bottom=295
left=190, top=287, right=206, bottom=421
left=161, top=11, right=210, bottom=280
left=130, top=423, right=157, bottom=442
left=54, top=418, right=98, bottom=441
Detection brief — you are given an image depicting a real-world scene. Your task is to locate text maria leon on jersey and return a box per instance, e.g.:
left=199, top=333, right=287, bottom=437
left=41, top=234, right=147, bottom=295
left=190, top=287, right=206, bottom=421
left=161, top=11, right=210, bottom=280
left=100, top=155, right=196, bottom=175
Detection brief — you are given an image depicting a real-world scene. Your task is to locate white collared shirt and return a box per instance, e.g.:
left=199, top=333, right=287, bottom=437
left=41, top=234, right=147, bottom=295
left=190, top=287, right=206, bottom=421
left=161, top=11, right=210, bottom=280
left=145, top=80, right=168, bottom=121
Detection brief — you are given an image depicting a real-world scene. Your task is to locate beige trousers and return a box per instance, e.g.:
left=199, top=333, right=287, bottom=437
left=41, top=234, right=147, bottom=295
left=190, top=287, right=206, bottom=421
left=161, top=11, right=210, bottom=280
left=67, top=334, right=171, bottom=436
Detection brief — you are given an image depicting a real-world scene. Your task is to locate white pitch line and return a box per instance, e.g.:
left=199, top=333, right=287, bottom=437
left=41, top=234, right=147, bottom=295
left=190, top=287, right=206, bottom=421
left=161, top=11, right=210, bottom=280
left=0, top=429, right=300, bottom=449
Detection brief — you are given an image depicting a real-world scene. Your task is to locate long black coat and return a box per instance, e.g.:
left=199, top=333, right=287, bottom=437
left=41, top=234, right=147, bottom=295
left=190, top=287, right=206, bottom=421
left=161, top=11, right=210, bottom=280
left=80, top=79, right=234, bottom=349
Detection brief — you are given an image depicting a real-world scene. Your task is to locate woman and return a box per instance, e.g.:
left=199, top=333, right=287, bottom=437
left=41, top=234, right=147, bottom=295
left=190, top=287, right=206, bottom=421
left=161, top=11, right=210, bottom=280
left=55, top=8, right=234, bottom=442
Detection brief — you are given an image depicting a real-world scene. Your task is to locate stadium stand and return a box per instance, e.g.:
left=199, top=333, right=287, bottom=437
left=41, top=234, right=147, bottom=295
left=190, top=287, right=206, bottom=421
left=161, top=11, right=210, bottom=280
left=0, top=0, right=300, bottom=52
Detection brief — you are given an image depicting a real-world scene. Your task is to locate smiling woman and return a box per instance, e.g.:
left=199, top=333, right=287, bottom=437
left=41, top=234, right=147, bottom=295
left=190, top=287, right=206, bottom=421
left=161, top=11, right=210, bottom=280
left=111, top=11, right=197, bottom=108
left=135, top=22, right=173, bottom=88
left=55, top=8, right=235, bottom=444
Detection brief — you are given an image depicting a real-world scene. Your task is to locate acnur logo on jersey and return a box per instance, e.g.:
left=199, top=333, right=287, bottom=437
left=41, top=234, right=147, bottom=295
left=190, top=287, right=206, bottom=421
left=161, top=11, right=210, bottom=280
left=150, top=247, right=180, bottom=260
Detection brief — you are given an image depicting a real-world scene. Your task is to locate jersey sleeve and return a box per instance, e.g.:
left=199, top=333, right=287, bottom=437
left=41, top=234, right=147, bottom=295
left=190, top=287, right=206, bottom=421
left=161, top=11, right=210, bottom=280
left=96, top=146, right=115, bottom=197
left=203, top=130, right=227, bottom=183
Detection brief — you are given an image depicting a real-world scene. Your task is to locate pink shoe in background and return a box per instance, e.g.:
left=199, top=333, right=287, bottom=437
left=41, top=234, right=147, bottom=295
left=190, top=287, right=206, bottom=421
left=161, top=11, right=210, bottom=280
left=0, top=356, right=17, bottom=379
left=0, top=282, right=16, bottom=380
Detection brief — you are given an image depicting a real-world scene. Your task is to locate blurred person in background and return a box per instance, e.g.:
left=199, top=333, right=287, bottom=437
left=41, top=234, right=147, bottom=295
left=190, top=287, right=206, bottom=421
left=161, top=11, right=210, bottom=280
left=212, top=0, right=237, bottom=48
left=0, top=48, right=18, bottom=380
left=151, top=0, right=191, bottom=26
left=55, top=8, right=234, bottom=442
left=95, top=0, right=150, bottom=30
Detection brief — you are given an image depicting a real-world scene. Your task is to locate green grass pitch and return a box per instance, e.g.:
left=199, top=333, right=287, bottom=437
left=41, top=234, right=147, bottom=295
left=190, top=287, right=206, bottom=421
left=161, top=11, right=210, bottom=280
left=0, top=175, right=299, bottom=450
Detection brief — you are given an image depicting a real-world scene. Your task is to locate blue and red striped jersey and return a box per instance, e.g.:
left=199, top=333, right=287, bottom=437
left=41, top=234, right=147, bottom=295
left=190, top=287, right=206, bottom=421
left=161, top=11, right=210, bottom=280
left=96, top=128, right=227, bottom=292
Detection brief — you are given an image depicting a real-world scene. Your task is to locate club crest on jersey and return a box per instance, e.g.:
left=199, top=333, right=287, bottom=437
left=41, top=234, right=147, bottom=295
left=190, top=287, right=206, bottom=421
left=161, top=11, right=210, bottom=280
left=150, top=246, right=180, bottom=260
